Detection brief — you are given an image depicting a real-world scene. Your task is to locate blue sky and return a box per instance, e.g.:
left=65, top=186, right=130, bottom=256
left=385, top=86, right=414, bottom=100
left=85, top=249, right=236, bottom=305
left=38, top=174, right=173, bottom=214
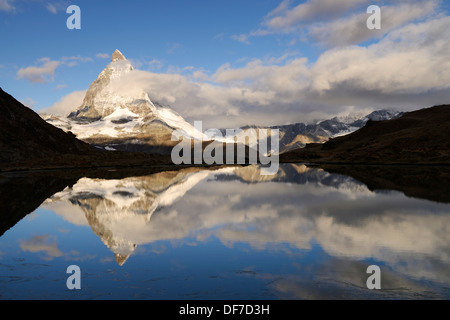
left=1, top=0, right=450, bottom=127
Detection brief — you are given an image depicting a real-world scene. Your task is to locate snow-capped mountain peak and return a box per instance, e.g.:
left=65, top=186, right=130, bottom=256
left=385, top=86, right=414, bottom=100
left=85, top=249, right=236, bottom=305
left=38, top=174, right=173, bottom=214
left=68, top=50, right=145, bottom=121
left=111, top=49, right=127, bottom=62
left=44, top=50, right=208, bottom=153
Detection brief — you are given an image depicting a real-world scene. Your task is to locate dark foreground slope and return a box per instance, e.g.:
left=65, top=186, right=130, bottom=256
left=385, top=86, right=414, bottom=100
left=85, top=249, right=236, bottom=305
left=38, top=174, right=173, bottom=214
left=0, top=88, right=96, bottom=162
left=281, top=105, right=450, bottom=165
left=0, top=88, right=171, bottom=171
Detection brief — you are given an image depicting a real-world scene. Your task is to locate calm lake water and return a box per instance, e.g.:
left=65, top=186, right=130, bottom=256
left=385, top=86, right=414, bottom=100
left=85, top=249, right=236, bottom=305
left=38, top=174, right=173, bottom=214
left=0, top=164, right=449, bottom=300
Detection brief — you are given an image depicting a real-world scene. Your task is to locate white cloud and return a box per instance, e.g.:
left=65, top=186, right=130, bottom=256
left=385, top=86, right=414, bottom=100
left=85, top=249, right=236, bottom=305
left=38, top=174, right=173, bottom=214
left=234, top=0, right=439, bottom=49
left=309, top=16, right=450, bottom=96
left=309, top=1, right=438, bottom=47
left=17, top=55, right=93, bottom=83
left=17, top=58, right=60, bottom=84
left=40, top=90, right=87, bottom=116
left=264, top=0, right=369, bottom=30
left=19, top=235, right=63, bottom=260
left=227, top=14, right=450, bottom=125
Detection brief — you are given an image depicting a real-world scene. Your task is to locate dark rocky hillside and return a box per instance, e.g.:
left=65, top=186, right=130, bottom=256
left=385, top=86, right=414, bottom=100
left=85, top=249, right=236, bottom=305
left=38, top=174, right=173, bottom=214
left=0, top=88, right=171, bottom=171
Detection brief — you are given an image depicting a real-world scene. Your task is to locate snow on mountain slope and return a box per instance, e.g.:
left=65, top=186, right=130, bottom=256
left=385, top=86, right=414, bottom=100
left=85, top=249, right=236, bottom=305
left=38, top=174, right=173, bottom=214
left=155, top=106, right=206, bottom=141
left=42, top=50, right=208, bottom=153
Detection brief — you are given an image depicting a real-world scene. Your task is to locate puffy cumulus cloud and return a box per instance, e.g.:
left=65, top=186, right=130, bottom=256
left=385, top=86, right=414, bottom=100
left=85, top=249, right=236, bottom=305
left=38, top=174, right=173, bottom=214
left=213, top=57, right=309, bottom=92
left=40, top=90, right=86, bottom=116
left=17, top=56, right=93, bottom=84
left=104, top=62, right=311, bottom=128
left=19, top=235, right=63, bottom=260
left=307, top=16, right=450, bottom=105
left=17, top=58, right=60, bottom=84
left=16, top=55, right=93, bottom=85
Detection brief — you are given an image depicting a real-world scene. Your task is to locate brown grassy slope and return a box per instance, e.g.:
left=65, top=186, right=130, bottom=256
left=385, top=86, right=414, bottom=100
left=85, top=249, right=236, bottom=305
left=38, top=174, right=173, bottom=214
left=280, top=105, right=450, bottom=164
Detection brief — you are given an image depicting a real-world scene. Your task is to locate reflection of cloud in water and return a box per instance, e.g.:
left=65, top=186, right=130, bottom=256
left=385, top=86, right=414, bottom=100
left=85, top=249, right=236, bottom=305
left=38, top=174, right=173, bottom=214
left=263, top=258, right=444, bottom=300
left=20, top=235, right=63, bottom=261
left=42, top=164, right=450, bottom=286
left=19, top=234, right=97, bottom=262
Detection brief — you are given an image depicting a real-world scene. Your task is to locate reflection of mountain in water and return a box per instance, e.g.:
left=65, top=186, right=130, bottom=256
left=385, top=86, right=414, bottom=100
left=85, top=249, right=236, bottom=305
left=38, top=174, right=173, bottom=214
left=321, top=165, right=450, bottom=204
left=4, top=162, right=448, bottom=290
left=43, top=164, right=372, bottom=265
left=216, top=163, right=369, bottom=193
left=0, top=172, right=78, bottom=237
left=45, top=167, right=232, bottom=265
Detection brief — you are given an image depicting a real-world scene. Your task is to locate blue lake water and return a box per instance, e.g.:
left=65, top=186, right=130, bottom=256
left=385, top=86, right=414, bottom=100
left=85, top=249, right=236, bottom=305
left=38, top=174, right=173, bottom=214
left=0, top=164, right=449, bottom=300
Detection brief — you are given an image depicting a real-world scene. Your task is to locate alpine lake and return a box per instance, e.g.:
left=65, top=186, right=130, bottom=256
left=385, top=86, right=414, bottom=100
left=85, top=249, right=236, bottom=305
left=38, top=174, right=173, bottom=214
left=0, top=163, right=449, bottom=300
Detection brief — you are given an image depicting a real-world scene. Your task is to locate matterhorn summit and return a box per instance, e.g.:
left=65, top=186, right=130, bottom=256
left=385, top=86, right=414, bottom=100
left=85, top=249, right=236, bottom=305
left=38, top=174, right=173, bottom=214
left=43, top=50, right=206, bottom=153
left=68, top=49, right=155, bottom=121
left=111, top=49, right=126, bottom=62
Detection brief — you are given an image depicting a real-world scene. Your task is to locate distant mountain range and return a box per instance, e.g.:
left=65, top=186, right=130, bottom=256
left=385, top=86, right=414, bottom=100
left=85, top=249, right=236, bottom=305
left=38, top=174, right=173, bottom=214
left=249, top=109, right=403, bottom=154
left=40, top=50, right=402, bottom=155
left=281, top=104, right=450, bottom=164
